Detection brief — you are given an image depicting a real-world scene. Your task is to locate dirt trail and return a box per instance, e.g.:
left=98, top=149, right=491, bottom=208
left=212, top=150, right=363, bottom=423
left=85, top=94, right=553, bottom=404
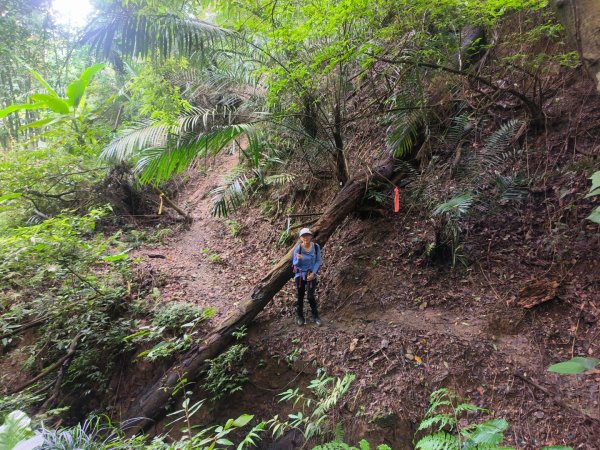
left=134, top=154, right=599, bottom=449
left=136, top=153, right=272, bottom=322
left=137, top=155, right=534, bottom=370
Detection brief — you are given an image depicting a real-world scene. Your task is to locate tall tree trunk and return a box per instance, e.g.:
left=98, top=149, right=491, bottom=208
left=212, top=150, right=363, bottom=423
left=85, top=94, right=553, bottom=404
left=333, top=103, right=348, bottom=185
left=552, top=0, right=600, bottom=91
left=124, top=156, right=395, bottom=433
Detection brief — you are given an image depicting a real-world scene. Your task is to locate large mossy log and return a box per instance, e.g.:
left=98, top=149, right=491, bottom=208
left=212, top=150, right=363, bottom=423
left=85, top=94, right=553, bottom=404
left=124, top=157, right=395, bottom=433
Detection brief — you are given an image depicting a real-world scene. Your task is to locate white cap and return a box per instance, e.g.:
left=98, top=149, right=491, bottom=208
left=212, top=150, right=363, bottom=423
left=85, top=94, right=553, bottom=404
left=299, top=227, right=313, bottom=237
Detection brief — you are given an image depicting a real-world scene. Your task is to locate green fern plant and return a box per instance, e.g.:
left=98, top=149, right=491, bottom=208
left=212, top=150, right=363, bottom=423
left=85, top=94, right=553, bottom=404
left=480, top=120, right=523, bottom=169
left=445, top=113, right=471, bottom=151
left=494, top=174, right=529, bottom=202
left=414, top=388, right=511, bottom=450
left=313, top=439, right=391, bottom=450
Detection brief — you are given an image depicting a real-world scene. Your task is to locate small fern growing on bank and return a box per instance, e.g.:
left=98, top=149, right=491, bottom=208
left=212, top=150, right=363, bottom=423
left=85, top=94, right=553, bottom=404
left=415, top=388, right=510, bottom=450
left=313, top=439, right=391, bottom=450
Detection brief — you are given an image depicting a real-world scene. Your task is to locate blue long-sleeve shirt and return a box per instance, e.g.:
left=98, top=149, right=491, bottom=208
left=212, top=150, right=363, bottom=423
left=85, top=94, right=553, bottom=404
left=292, top=243, right=321, bottom=280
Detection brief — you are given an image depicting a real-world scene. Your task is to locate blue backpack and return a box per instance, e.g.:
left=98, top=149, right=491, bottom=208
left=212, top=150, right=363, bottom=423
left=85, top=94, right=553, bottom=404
left=291, top=243, right=320, bottom=278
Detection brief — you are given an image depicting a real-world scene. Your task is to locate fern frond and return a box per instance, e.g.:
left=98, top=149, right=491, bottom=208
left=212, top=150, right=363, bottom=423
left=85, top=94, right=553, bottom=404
left=387, top=108, right=422, bottom=158
left=481, top=148, right=521, bottom=167
left=333, top=422, right=345, bottom=443
left=264, top=173, right=295, bottom=186
left=482, top=120, right=523, bottom=154
left=454, top=402, right=483, bottom=414
left=445, top=113, right=471, bottom=150
left=415, top=432, right=460, bottom=450
left=359, top=439, right=371, bottom=450
left=417, top=414, right=456, bottom=432
left=494, top=174, right=529, bottom=202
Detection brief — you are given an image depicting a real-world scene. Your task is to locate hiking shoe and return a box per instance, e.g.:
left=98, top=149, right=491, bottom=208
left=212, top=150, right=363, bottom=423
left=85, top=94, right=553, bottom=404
left=296, top=315, right=305, bottom=326
left=312, top=316, right=322, bottom=326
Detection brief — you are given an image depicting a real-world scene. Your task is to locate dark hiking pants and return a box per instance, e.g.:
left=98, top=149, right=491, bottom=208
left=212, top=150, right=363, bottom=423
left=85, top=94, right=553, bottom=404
left=296, top=277, right=318, bottom=318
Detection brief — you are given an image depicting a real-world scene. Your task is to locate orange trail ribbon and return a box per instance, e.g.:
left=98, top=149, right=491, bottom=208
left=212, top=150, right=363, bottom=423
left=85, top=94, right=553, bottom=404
left=394, top=186, right=400, bottom=213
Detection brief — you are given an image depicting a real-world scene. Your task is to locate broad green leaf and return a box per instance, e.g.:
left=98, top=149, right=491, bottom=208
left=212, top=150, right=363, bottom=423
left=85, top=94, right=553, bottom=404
left=465, top=418, right=508, bottom=446
left=0, top=103, right=44, bottom=119
left=29, top=68, right=58, bottom=96
left=66, top=80, right=86, bottom=108
left=0, top=410, right=34, bottom=450
left=19, top=117, right=55, bottom=129
left=547, top=357, right=600, bottom=374
left=584, top=171, right=600, bottom=198
left=0, top=193, right=22, bottom=202
left=232, top=414, right=253, bottom=427
left=587, top=207, right=600, bottom=224
left=216, top=438, right=234, bottom=445
left=30, top=94, right=70, bottom=115
left=79, top=63, right=106, bottom=86
left=102, top=252, right=129, bottom=262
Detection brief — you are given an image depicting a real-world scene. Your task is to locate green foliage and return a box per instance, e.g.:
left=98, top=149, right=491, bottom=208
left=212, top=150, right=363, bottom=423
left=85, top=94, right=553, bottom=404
left=270, top=371, right=355, bottom=442
left=415, top=388, right=512, bottom=450
left=433, top=194, right=474, bottom=217
left=125, top=303, right=216, bottom=361
left=225, top=219, right=243, bottom=237
left=0, top=206, right=144, bottom=401
left=547, top=357, right=600, bottom=374
left=210, top=166, right=253, bottom=217
left=0, top=407, right=264, bottom=449
left=313, top=439, right=391, bottom=450
left=103, top=116, right=258, bottom=185
left=0, top=411, right=34, bottom=450
left=203, top=344, right=249, bottom=401
left=585, top=171, right=600, bottom=224
left=152, top=302, right=215, bottom=333
left=128, top=59, right=193, bottom=124
left=203, top=328, right=249, bottom=402
left=480, top=120, right=524, bottom=168
left=0, top=64, right=106, bottom=132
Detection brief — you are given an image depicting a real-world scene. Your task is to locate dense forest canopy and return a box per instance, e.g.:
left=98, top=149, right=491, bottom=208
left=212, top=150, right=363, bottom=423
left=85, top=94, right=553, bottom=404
left=0, top=0, right=598, bottom=449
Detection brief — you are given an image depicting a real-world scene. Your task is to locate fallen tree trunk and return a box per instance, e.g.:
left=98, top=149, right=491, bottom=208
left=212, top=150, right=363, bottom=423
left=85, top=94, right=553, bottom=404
left=124, top=156, right=395, bottom=433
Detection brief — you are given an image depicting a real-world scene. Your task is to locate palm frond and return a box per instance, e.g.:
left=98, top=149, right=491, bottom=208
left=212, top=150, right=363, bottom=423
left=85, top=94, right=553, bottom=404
left=102, top=107, right=259, bottom=185
left=82, top=12, right=229, bottom=61
left=210, top=166, right=253, bottom=217
left=101, top=122, right=172, bottom=163
left=386, top=75, right=427, bottom=158
left=432, top=193, right=474, bottom=217
left=139, top=123, right=256, bottom=184
left=387, top=108, right=422, bottom=158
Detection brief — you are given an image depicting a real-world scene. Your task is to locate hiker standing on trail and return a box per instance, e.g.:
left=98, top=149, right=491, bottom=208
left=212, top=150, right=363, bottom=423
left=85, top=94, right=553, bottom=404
left=293, top=228, right=322, bottom=326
